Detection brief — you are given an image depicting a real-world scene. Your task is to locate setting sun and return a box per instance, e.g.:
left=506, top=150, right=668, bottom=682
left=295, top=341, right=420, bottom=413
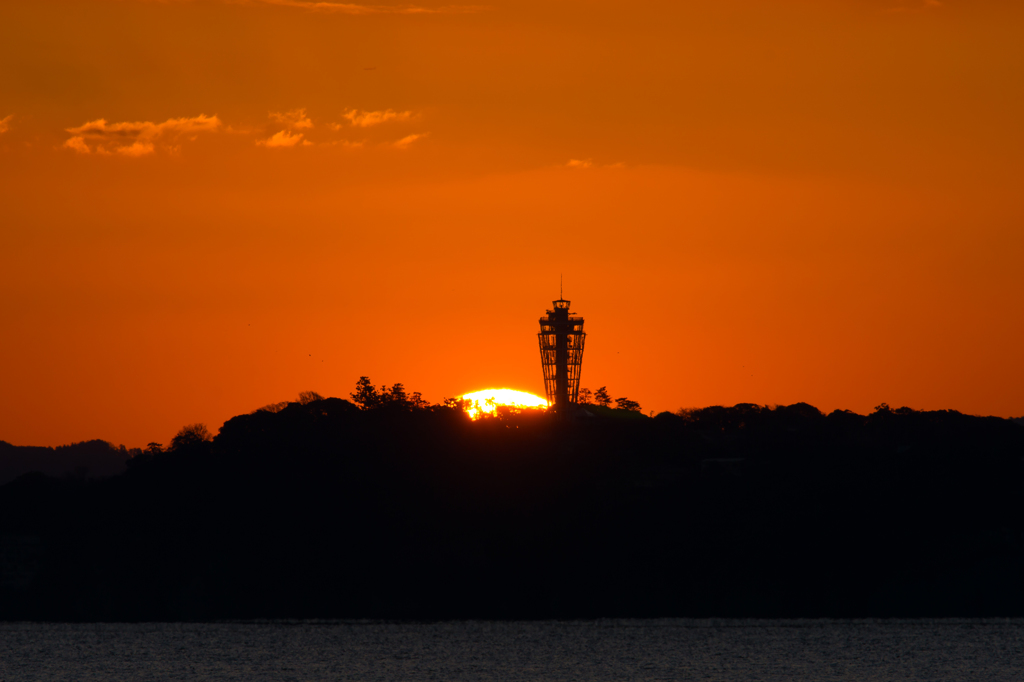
left=458, top=389, right=549, bottom=420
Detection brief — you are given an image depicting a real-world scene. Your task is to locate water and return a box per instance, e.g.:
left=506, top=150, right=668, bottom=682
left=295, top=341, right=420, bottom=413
left=1, top=619, right=1022, bottom=681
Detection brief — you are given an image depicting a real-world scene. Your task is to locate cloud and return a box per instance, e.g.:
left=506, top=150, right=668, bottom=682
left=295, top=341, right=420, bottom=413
left=258, top=110, right=316, bottom=147
left=391, top=133, right=427, bottom=149
left=63, top=136, right=91, bottom=154
left=0, top=115, right=12, bottom=134
left=63, top=114, right=222, bottom=155
left=240, top=0, right=486, bottom=14
left=116, top=141, right=156, bottom=157
left=322, top=138, right=365, bottom=148
left=258, top=130, right=310, bottom=147
left=565, top=159, right=624, bottom=169
left=269, top=108, right=313, bottom=130
left=341, top=108, right=414, bottom=127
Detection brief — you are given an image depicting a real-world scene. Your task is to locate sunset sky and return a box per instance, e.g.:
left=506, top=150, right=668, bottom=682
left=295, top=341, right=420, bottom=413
left=2, top=0, right=1023, bottom=447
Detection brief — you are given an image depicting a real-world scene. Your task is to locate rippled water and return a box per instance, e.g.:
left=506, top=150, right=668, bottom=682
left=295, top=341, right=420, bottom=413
left=1, top=619, right=1022, bottom=681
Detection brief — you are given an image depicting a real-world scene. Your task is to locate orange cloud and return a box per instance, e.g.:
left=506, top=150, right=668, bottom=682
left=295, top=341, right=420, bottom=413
left=391, top=132, right=427, bottom=148
left=565, top=159, right=623, bottom=170
left=0, top=115, right=12, bottom=134
left=322, top=138, right=365, bottom=147
left=258, top=130, right=311, bottom=147
left=269, top=108, right=313, bottom=129
left=63, top=114, right=222, bottom=155
left=116, top=141, right=157, bottom=157
left=342, top=108, right=414, bottom=127
left=63, top=136, right=90, bottom=154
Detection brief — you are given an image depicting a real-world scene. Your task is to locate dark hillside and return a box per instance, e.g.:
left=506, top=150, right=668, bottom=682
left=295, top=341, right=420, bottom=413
left=0, top=400, right=1021, bottom=621
left=0, top=440, right=130, bottom=485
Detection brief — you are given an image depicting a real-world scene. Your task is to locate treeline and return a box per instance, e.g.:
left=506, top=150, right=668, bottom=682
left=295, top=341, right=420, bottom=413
left=0, top=439, right=131, bottom=486
left=0, top=384, right=1022, bottom=621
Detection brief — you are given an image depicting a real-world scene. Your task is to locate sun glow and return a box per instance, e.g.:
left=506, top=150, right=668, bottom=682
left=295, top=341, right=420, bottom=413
left=458, top=389, right=549, bottom=420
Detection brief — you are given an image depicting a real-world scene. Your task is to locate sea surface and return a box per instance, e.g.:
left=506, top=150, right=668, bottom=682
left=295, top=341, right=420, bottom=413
left=1, top=619, right=1022, bottom=681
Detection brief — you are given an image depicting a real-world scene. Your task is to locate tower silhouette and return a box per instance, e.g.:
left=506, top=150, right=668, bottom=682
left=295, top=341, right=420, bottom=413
left=538, top=297, right=586, bottom=415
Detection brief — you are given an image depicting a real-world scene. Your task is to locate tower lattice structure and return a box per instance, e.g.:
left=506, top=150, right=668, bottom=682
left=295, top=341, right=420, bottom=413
left=538, top=298, right=586, bottom=415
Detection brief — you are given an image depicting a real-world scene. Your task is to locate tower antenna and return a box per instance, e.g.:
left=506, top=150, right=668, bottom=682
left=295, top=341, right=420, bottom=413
left=560, top=274, right=563, bottom=299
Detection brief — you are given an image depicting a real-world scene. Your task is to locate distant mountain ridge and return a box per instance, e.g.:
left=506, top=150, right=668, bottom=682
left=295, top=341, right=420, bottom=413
left=0, top=440, right=130, bottom=485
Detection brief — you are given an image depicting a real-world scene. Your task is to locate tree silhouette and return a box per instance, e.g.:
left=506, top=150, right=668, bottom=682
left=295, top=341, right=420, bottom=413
left=615, top=397, right=641, bottom=412
left=169, top=423, right=211, bottom=451
left=594, top=386, right=612, bottom=408
left=579, top=388, right=593, bottom=405
left=382, top=383, right=408, bottom=406
left=351, top=377, right=430, bottom=410
left=442, top=397, right=468, bottom=411
left=298, top=391, right=324, bottom=405
left=351, top=376, right=381, bottom=409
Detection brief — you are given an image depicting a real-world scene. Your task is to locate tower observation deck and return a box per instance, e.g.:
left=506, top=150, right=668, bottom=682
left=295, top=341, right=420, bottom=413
left=538, top=298, right=586, bottom=416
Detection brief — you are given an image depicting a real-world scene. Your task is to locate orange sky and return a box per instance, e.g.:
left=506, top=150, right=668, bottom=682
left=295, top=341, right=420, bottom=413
left=2, top=0, right=1023, bottom=447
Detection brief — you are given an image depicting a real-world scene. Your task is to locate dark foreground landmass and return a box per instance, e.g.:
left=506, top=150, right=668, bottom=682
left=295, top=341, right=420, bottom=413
left=1, top=399, right=1023, bottom=621
left=0, top=439, right=129, bottom=486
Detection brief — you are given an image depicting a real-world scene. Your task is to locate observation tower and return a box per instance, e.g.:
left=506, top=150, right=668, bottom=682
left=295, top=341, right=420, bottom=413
left=538, top=297, right=586, bottom=416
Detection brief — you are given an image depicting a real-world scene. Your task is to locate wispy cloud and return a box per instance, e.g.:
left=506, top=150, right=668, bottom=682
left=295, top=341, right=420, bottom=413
left=258, top=130, right=311, bottom=147
left=341, top=108, right=414, bottom=127
left=322, top=138, right=365, bottom=148
left=0, top=115, right=12, bottom=134
left=391, top=132, right=427, bottom=149
left=565, top=158, right=623, bottom=169
left=63, top=136, right=91, bottom=154
left=63, top=114, right=222, bottom=155
left=61, top=110, right=426, bottom=154
left=269, top=108, right=313, bottom=129
left=117, top=141, right=157, bottom=157
left=238, top=0, right=486, bottom=14
left=260, top=109, right=315, bottom=147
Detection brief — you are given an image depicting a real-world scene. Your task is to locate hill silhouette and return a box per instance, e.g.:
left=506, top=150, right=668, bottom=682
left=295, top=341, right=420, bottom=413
left=0, top=391, right=1022, bottom=621
left=0, top=440, right=131, bottom=485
